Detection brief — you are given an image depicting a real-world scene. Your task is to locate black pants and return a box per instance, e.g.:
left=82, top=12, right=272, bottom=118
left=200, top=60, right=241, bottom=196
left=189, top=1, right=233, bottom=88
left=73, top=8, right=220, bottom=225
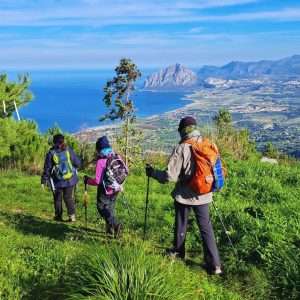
left=174, top=201, right=221, bottom=267
left=54, top=186, right=75, bottom=218
left=97, top=193, right=119, bottom=228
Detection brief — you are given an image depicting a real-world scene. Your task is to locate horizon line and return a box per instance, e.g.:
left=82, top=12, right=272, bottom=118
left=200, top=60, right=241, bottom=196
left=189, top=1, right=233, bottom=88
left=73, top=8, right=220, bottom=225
left=1, top=53, right=299, bottom=73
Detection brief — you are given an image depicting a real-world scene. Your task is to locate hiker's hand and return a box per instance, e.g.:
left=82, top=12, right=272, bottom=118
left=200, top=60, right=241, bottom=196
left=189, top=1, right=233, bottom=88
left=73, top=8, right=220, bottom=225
left=145, top=164, right=154, bottom=177
left=83, top=175, right=90, bottom=185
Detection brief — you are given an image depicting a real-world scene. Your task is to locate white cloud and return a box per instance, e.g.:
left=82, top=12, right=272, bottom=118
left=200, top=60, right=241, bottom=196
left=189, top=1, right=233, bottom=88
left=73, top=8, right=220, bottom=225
left=175, top=0, right=259, bottom=9
left=213, top=7, right=300, bottom=21
left=189, top=27, right=204, bottom=33
left=1, top=28, right=300, bottom=69
left=1, top=6, right=300, bottom=27
left=5, top=0, right=300, bottom=27
left=0, top=0, right=300, bottom=69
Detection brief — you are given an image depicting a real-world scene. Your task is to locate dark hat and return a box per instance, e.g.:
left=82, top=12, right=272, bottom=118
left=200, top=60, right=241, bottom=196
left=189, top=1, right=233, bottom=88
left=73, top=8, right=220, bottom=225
left=178, top=116, right=197, bottom=132
left=96, top=136, right=111, bottom=151
left=53, top=134, right=64, bottom=145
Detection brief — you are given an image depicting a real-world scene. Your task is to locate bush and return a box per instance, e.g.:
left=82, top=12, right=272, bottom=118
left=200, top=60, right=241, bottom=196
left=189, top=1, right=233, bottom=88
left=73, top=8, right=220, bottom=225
left=0, top=118, right=47, bottom=171
left=208, top=109, right=258, bottom=160
left=0, top=120, right=83, bottom=173
left=60, top=242, right=199, bottom=300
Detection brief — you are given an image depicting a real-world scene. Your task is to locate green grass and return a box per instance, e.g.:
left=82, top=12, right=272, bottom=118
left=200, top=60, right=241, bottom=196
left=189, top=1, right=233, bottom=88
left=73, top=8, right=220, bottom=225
left=0, top=170, right=241, bottom=300
left=0, top=158, right=299, bottom=299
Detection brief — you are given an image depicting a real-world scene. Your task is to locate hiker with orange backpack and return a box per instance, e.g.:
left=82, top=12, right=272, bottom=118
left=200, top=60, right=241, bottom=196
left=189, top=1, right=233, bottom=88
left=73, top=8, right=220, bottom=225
left=145, top=116, right=223, bottom=275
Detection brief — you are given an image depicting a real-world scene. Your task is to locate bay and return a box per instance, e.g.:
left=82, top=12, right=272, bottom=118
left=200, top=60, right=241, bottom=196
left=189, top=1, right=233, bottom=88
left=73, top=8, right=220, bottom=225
left=16, top=70, right=188, bottom=132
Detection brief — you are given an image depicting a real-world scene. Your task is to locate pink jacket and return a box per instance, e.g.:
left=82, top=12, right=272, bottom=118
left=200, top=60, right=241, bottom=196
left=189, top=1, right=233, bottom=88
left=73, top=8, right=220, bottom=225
left=86, top=158, right=114, bottom=195
left=87, top=158, right=107, bottom=186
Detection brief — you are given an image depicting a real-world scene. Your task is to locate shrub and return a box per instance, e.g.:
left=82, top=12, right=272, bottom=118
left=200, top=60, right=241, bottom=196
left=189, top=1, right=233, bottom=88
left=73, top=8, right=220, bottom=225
left=61, top=242, right=198, bottom=300
left=0, top=118, right=47, bottom=171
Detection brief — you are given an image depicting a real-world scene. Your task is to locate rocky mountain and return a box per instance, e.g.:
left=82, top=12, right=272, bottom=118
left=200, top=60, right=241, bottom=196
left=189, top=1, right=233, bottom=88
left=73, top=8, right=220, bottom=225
left=198, top=55, right=300, bottom=79
left=144, top=63, right=198, bottom=89
left=144, top=55, right=300, bottom=90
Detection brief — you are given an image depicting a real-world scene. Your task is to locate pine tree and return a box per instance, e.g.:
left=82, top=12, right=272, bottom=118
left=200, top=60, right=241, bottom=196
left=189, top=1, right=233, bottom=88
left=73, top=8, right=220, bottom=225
left=0, top=73, right=33, bottom=118
left=101, top=58, right=141, bottom=166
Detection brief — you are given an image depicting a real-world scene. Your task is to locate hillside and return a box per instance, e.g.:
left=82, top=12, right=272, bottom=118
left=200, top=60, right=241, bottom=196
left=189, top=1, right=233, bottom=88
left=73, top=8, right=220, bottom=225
left=0, top=158, right=299, bottom=299
left=198, top=54, right=300, bottom=79
left=144, top=55, right=300, bottom=90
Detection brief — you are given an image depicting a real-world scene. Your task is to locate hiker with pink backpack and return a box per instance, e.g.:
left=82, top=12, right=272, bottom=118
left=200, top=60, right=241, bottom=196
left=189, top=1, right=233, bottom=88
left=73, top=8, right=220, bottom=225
left=84, top=136, right=128, bottom=238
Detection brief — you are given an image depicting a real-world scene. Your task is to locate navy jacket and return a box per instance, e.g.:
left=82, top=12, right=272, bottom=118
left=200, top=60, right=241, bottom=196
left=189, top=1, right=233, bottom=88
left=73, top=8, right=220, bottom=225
left=41, top=146, right=81, bottom=189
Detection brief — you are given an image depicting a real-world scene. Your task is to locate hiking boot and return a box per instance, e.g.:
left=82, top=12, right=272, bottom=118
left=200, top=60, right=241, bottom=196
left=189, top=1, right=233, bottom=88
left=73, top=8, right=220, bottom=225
left=114, top=223, right=122, bottom=238
left=53, top=216, right=63, bottom=222
left=165, top=248, right=185, bottom=260
left=213, top=266, right=223, bottom=275
left=105, top=223, right=114, bottom=236
left=68, top=214, right=76, bottom=222
left=202, top=263, right=223, bottom=275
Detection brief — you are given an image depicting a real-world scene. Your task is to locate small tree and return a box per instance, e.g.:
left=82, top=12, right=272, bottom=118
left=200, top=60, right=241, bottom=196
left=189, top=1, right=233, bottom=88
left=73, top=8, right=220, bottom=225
left=101, top=58, right=141, bottom=166
left=213, top=108, right=233, bottom=133
left=212, top=109, right=257, bottom=159
left=264, top=142, right=280, bottom=159
left=0, top=74, right=33, bottom=118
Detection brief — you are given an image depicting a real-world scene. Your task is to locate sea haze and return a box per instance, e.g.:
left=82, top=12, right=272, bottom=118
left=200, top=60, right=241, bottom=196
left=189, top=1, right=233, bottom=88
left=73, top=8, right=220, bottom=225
left=17, top=70, right=188, bottom=132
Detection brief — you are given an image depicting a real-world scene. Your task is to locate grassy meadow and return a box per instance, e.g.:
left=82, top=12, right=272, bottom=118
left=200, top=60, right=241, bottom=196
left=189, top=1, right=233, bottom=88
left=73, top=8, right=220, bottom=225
left=0, top=157, right=299, bottom=299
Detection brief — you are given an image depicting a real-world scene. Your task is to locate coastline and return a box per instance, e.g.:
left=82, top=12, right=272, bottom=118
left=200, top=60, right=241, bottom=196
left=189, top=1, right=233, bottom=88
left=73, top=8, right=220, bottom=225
left=74, top=90, right=196, bottom=142
left=73, top=79, right=300, bottom=158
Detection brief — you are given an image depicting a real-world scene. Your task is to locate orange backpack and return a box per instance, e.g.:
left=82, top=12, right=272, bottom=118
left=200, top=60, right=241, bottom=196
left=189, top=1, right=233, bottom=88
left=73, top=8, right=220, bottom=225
left=185, top=138, right=222, bottom=194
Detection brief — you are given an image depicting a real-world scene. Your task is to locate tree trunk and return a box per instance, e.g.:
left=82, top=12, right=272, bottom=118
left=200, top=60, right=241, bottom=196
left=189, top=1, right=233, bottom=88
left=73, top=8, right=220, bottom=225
left=125, top=116, right=129, bottom=166
left=124, top=86, right=131, bottom=166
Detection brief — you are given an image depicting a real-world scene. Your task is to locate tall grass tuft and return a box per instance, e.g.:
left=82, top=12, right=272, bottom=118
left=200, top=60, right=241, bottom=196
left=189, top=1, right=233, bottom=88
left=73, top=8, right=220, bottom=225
left=61, top=242, right=197, bottom=300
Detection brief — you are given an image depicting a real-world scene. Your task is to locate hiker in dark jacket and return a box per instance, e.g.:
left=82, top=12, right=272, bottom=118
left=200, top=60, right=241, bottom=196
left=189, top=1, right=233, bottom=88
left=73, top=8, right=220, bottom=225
left=84, top=136, right=122, bottom=237
left=41, top=134, right=81, bottom=222
left=145, top=116, right=222, bottom=275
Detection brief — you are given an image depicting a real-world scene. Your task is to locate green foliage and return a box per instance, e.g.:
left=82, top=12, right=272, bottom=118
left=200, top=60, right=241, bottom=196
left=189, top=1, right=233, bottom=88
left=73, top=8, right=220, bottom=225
left=101, top=58, right=141, bottom=166
left=0, top=73, right=33, bottom=118
left=0, top=171, right=242, bottom=300
left=115, top=121, right=144, bottom=168
left=101, top=58, right=141, bottom=122
left=213, top=108, right=233, bottom=132
left=0, top=119, right=82, bottom=172
left=263, top=142, right=280, bottom=159
left=0, top=118, right=47, bottom=171
left=210, top=109, right=258, bottom=160
left=45, top=124, right=81, bottom=155
left=62, top=242, right=200, bottom=300
left=0, top=139, right=300, bottom=299
left=119, top=158, right=300, bottom=299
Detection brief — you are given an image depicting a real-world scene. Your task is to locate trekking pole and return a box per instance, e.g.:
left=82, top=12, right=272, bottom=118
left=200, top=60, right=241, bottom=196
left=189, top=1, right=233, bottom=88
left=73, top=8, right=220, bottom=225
left=212, top=202, right=239, bottom=259
left=49, top=177, right=56, bottom=198
left=143, top=175, right=150, bottom=241
left=83, top=183, right=88, bottom=230
left=74, top=184, right=78, bottom=204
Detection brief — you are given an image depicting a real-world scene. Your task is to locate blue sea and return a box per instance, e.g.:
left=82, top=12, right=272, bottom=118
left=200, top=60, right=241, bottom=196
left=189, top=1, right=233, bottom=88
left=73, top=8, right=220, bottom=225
left=13, top=70, right=188, bottom=132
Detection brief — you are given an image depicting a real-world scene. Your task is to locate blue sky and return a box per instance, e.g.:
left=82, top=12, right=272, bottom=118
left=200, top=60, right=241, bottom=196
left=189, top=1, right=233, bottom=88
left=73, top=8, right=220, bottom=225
left=0, top=0, right=300, bottom=70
